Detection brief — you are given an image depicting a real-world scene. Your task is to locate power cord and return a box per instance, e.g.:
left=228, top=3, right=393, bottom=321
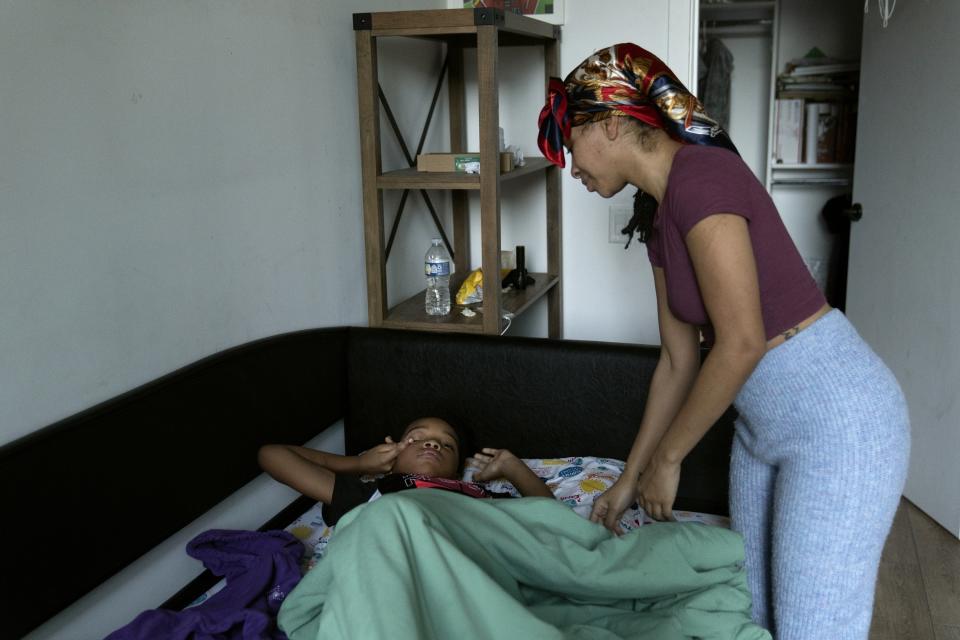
left=500, top=312, right=514, bottom=335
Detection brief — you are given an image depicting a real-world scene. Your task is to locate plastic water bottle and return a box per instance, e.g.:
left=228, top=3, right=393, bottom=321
left=424, top=238, right=452, bottom=316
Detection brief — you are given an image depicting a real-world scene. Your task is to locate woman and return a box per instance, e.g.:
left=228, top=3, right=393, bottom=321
left=538, top=43, right=909, bottom=639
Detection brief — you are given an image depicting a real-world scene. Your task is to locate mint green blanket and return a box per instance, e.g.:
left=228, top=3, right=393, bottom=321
left=278, top=490, right=770, bottom=640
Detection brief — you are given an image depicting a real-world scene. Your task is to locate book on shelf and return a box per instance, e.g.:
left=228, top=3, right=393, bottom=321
left=788, top=62, right=860, bottom=76
left=777, top=73, right=858, bottom=97
left=835, top=102, right=858, bottom=164
left=783, top=48, right=859, bottom=77
left=774, top=99, right=857, bottom=166
left=784, top=82, right=850, bottom=92
left=805, top=103, right=839, bottom=164
left=778, top=52, right=859, bottom=99
left=774, top=98, right=804, bottom=164
left=779, top=73, right=858, bottom=86
left=773, top=49, right=861, bottom=168
left=778, top=90, right=857, bottom=102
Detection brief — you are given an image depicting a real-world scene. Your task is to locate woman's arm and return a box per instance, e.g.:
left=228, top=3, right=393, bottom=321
left=638, top=213, right=766, bottom=520
left=590, top=267, right=701, bottom=531
left=621, top=267, right=702, bottom=481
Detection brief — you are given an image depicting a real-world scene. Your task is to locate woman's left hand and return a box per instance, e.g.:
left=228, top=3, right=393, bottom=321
left=636, top=454, right=681, bottom=521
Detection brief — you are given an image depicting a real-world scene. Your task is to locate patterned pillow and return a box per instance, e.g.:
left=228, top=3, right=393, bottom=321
left=462, top=456, right=730, bottom=532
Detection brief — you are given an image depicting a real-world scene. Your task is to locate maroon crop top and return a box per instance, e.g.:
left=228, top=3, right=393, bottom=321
left=646, top=146, right=825, bottom=345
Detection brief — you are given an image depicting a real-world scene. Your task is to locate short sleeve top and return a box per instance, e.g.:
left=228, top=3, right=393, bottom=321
left=646, top=146, right=825, bottom=344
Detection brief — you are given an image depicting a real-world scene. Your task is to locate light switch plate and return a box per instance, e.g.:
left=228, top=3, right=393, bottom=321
left=609, top=205, right=633, bottom=243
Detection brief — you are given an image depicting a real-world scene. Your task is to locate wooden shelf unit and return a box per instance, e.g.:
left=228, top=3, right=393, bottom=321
left=354, top=8, right=562, bottom=337
left=383, top=272, right=560, bottom=334
left=377, top=156, right=553, bottom=191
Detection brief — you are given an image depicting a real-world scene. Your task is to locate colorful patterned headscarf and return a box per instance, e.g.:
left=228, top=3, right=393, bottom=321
left=537, top=43, right=737, bottom=167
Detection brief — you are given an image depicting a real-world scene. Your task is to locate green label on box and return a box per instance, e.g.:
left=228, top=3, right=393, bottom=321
left=454, top=155, right=481, bottom=173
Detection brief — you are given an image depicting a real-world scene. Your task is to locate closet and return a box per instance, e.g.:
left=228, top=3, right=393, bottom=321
left=697, top=0, right=865, bottom=310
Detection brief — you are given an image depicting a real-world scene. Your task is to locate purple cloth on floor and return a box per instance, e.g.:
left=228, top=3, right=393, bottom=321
left=105, top=529, right=304, bottom=640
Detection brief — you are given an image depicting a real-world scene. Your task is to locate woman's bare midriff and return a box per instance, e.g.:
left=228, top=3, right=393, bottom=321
left=766, top=303, right=833, bottom=351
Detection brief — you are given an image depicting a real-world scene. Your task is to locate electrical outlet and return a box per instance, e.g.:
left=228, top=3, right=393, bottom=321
left=608, top=205, right=633, bottom=243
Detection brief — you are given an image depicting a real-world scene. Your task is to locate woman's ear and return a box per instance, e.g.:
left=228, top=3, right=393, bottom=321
left=602, top=116, right=621, bottom=141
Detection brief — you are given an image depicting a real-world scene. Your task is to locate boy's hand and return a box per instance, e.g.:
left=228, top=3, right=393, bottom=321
left=472, top=448, right=523, bottom=482
left=358, top=436, right=411, bottom=475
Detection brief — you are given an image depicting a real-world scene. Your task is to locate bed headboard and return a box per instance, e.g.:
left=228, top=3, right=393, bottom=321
left=345, top=328, right=734, bottom=515
left=0, top=328, right=349, bottom=639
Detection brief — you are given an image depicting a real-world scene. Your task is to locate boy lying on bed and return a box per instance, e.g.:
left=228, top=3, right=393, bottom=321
left=275, top=422, right=770, bottom=640
left=258, top=416, right=554, bottom=525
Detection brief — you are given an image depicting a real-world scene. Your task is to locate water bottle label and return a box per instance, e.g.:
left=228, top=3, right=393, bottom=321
left=425, top=260, right=450, bottom=277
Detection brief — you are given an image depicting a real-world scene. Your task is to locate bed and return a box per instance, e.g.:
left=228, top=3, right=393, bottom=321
left=1, top=326, right=745, bottom=638
left=178, top=455, right=733, bottom=609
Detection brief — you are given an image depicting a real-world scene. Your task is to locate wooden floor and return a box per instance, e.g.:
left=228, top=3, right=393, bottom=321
left=870, top=498, right=960, bottom=639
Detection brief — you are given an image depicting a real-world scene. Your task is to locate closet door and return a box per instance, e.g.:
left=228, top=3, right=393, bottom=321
left=846, top=2, right=960, bottom=538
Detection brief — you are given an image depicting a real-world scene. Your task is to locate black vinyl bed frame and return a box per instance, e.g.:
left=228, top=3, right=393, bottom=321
left=1, top=326, right=736, bottom=638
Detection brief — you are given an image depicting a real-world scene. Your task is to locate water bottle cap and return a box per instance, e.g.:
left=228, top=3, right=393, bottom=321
left=432, top=238, right=441, bottom=244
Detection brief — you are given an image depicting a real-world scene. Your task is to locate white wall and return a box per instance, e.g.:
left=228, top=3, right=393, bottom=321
left=1, top=0, right=376, bottom=448
left=1, top=1, right=442, bottom=638
left=556, top=0, right=696, bottom=344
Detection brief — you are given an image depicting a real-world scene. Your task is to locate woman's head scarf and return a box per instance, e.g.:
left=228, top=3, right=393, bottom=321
left=537, top=42, right=737, bottom=167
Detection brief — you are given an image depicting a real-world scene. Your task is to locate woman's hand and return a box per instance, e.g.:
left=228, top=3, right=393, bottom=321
left=589, top=477, right=638, bottom=535
left=358, top=436, right=410, bottom=475
left=472, top=448, right=522, bottom=482
left=636, top=454, right=681, bottom=521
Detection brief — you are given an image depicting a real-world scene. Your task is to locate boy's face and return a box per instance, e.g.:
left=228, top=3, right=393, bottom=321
left=392, top=417, right=460, bottom=479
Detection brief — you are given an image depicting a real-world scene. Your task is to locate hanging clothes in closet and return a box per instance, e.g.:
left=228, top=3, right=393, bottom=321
left=698, top=36, right=735, bottom=131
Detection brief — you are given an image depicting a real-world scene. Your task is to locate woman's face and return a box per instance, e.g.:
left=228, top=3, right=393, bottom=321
left=565, top=121, right=626, bottom=198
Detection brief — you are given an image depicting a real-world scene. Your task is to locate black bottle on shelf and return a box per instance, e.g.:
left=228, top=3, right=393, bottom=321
left=502, top=245, right=534, bottom=290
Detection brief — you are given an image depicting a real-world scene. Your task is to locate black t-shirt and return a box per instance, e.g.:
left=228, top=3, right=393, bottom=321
left=322, top=472, right=514, bottom=526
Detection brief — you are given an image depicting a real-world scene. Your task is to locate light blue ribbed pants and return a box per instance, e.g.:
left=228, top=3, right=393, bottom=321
left=730, top=310, right=910, bottom=639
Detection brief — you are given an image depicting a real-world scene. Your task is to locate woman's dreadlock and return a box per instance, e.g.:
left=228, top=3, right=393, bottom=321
left=622, top=188, right=658, bottom=249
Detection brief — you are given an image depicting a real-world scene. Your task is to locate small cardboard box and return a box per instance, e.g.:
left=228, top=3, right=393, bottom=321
left=416, top=152, right=515, bottom=174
